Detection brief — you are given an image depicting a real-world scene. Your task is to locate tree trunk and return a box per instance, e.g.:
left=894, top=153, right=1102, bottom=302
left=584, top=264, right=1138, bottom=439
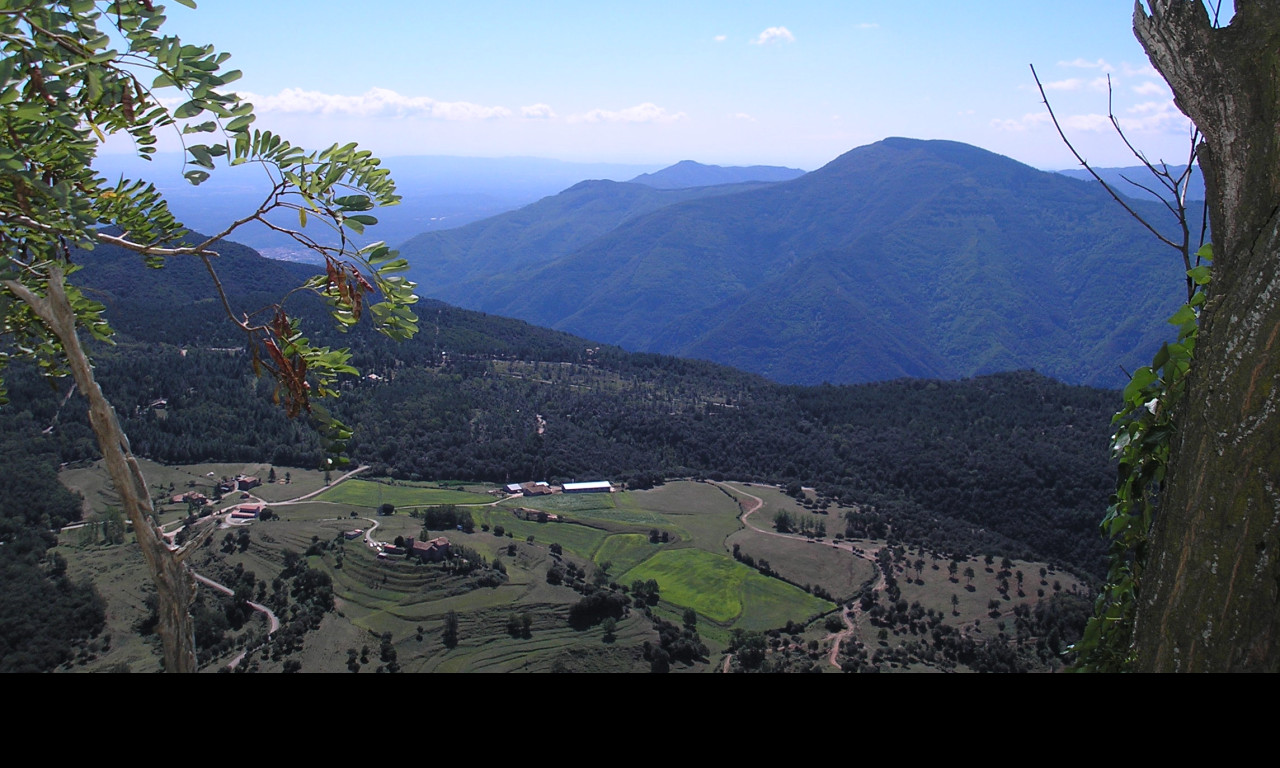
left=1131, top=0, right=1280, bottom=671
left=4, top=266, right=200, bottom=672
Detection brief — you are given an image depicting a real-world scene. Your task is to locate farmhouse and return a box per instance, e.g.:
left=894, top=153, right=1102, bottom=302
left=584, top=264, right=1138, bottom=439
left=227, top=504, right=262, bottom=519
left=563, top=481, right=612, bottom=494
left=411, top=536, right=451, bottom=563
left=519, top=481, right=554, bottom=497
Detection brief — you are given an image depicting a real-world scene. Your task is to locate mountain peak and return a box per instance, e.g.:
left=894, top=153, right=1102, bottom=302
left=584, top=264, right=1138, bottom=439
left=629, top=160, right=806, bottom=189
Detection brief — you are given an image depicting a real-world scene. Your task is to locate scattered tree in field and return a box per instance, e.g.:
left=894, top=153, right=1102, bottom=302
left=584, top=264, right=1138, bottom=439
left=442, top=611, right=459, bottom=649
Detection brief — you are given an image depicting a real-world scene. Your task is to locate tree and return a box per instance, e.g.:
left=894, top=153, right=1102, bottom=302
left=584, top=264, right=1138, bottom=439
left=0, top=2, right=418, bottom=672
left=442, top=610, right=459, bottom=649
left=1126, top=1, right=1280, bottom=672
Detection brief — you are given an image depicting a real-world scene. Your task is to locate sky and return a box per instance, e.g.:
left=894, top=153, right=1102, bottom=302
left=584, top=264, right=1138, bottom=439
left=106, top=1, right=1234, bottom=172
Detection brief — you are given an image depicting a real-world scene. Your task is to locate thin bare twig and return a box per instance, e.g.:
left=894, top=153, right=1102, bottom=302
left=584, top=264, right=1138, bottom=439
left=1030, top=64, right=1183, bottom=253
left=1032, top=62, right=1200, bottom=300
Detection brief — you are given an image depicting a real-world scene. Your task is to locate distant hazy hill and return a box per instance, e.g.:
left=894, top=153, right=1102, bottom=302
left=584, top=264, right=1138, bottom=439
left=89, top=153, right=663, bottom=260
left=399, top=178, right=781, bottom=293
left=628, top=160, right=806, bottom=189
left=1057, top=164, right=1204, bottom=203
left=410, top=138, right=1195, bottom=388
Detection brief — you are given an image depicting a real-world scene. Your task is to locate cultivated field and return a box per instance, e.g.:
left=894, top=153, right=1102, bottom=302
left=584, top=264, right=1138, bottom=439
left=56, top=463, right=1083, bottom=673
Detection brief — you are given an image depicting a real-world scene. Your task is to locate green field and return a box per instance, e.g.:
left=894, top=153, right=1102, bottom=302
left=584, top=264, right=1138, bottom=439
left=619, top=548, right=834, bottom=626
left=57, top=463, right=1079, bottom=673
left=314, top=479, right=494, bottom=508
left=593, top=533, right=657, bottom=574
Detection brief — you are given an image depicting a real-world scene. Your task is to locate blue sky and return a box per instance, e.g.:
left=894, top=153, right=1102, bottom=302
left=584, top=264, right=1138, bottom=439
left=123, top=1, right=1228, bottom=171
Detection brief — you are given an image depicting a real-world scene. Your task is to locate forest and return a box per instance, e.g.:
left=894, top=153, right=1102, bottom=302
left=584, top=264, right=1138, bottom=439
left=0, top=234, right=1122, bottom=671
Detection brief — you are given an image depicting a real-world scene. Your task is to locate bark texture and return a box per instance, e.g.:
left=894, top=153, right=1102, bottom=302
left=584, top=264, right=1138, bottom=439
left=3, top=267, right=204, bottom=673
left=1132, top=0, right=1280, bottom=671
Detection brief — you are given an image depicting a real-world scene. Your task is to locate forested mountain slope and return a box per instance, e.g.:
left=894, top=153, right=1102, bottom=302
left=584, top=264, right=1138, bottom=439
left=412, top=138, right=1194, bottom=388
left=0, top=235, right=1120, bottom=580
left=398, top=177, right=783, bottom=295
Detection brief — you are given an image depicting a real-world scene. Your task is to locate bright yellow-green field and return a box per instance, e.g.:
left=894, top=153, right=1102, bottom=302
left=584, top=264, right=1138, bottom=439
left=619, top=548, right=834, bottom=627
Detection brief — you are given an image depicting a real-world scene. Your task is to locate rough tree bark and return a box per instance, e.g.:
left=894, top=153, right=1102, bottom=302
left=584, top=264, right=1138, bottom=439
left=1131, top=0, right=1280, bottom=671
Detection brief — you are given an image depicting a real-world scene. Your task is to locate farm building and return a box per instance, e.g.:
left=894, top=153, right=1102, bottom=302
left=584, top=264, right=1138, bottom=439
left=411, top=536, right=451, bottom=563
left=229, top=504, right=262, bottom=520
left=563, top=481, right=612, bottom=494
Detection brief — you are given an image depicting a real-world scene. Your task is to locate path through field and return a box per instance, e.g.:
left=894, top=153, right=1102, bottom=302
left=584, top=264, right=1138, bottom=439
left=710, top=480, right=885, bottom=671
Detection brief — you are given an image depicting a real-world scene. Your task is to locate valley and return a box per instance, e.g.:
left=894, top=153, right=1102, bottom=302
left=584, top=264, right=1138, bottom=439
left=0, top=168, right=1127, bottom=672
left=53, top=460, right=1086, bottom=673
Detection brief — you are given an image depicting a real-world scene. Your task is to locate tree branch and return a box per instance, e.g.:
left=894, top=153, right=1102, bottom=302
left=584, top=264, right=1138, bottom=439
left=1030, top=64, right=1185, bottom=251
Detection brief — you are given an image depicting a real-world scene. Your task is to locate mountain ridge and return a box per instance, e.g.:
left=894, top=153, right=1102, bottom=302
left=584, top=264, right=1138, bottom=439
left=628, top=159, right=806, bottom=189
left=407, top=137, right=1193, bottom=388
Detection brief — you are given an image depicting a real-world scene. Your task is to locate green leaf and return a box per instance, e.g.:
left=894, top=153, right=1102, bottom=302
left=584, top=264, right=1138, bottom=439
left=173, top=100, right=204, bottom=119
left=1123, top=367, right=1157, bottom=403
left=1168, top=304, right=1197, bottom=326
left=1187, top=265, right=1211, bottom=286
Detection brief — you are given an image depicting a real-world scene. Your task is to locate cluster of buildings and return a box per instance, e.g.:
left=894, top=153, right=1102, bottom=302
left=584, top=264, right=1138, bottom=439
left=217, top=474, right=262, bottom=494
left=503, top=480, right=613, bottom=496
left=375, top=535, right=452, bottom=563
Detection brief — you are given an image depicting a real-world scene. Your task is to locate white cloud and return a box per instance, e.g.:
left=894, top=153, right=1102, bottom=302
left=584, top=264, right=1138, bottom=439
left=567, top=102, right=686, bottom=124
left=242, top=87, right=512, bottom=120
left=1062, top=113, right=1112, bottom=132
left=994, top=100, right=1187, bottom=136
left=731, top=112, right=755, bottom=122
left=991, top=112, right=1051, bottom=132
left=714, top=34, right=727, bottom=42
left=1116, top=100, right=1188, bottom=132
left=1132, top=81, right=1167, bottom=96
left=521, top=103, right=557, bottom=119
left=1121, top=62, right=1160, bottom=79
left=752, top=26, right=795, bottom=45
left=1058, top=57, right=1114, bottom=72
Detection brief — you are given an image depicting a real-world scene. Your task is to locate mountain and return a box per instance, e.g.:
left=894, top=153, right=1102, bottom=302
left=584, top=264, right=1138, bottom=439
left=398, top=177, right=783, bottom=294
left=1057, top=164, right=1204, bottom=204
left=628, top=160, right=806, bottom=189
left=406, top=138, right=1197, bottom=388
